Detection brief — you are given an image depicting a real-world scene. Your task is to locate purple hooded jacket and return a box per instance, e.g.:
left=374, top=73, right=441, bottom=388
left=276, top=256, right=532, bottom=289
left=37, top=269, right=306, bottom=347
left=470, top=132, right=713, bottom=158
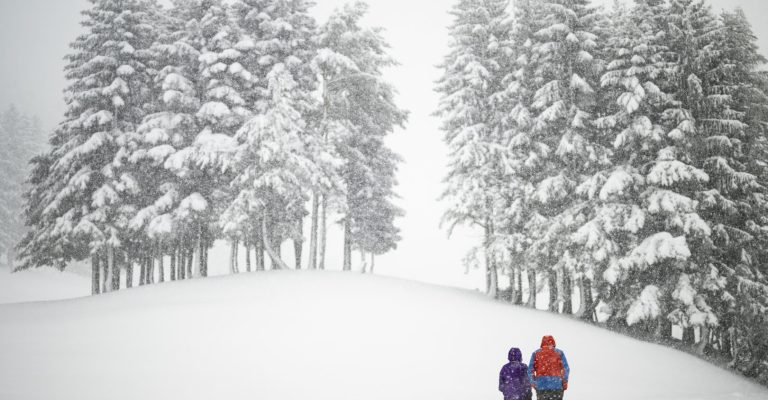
left=498, top=348, right=532, bottom=400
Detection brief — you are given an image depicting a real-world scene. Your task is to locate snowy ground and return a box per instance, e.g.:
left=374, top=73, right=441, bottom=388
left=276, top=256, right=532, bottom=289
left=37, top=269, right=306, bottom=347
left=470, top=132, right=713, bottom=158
left=0, top=270, right=765, bottom=400
left=0, top=265, right=89, bottom=304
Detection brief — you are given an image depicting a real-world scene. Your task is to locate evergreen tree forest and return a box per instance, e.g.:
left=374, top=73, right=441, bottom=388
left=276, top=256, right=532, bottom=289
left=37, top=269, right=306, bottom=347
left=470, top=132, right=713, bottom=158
left=437, top=0, right=768, bottom=384
left=0, top=105, right=45, bottom=268
left=15, top=0, right=406, bottom=292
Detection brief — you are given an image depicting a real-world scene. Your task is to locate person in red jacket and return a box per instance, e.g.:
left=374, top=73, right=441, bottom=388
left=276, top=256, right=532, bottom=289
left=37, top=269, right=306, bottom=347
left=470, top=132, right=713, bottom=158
left=528, top=335, right=570, bottom=400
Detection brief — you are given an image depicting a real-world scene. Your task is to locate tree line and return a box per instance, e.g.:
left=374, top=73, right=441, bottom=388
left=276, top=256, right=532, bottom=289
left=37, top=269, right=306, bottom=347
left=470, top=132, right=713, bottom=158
left=15, top=0, right=406, bottom=293
left=437, top=0, right=768, bottom=384
left=0, top=105, right=45, bottom=268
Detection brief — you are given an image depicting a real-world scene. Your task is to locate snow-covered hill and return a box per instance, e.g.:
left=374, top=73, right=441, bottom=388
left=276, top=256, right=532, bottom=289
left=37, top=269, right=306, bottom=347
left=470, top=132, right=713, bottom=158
left=0, top=265, right=89, bottom=304
left=0, top=270, right=765, bottom=400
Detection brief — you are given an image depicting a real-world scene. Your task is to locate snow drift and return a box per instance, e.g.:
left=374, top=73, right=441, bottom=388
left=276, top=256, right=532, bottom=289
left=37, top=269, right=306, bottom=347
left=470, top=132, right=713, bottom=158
left=0, top=270, right=765, bottom=400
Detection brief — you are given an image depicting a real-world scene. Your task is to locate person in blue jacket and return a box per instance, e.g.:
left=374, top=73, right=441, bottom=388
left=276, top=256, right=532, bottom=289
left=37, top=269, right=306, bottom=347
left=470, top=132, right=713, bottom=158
left=528, top=335, right=570, bottom=400
left=498, top=347, right=532, bottom=400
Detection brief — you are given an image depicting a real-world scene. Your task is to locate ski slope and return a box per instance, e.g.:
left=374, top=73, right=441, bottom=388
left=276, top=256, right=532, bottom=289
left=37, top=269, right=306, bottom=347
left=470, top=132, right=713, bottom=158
left=0, top=270, right=765, bottom=400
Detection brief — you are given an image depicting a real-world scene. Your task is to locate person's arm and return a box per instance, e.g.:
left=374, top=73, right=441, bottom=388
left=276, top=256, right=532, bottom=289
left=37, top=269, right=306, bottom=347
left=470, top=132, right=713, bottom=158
left=524, top=364, right=532, bottom=386
left=528, top=351, right=536, bottom=387
left=499, top=366, right=506, bottom=392
left=559, top=350, right=570, bottom=382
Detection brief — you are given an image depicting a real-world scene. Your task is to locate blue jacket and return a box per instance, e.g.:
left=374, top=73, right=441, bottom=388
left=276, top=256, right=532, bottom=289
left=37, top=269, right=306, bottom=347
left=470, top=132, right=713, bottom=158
left=499, top=348, right=532, bottom=400
left=528, top=336, right=570, bottom=391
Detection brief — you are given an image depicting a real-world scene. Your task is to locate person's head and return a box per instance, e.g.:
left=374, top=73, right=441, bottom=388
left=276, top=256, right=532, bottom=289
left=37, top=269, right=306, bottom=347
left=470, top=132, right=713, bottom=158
left=540, top=335, right=556, bottom=349
left=508, top=347, right=522, bottom=362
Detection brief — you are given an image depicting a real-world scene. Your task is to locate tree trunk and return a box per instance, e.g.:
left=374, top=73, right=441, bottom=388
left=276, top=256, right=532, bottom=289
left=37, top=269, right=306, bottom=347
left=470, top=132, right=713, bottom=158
left=91, top=254, right=100, bottom=295
left=186, top=247, right=194, bottom=278
left=234, top=238, right=239, bottom=272
left=308, top=193, right=319, bottom=269
left=126, top=259, right=133, bottom=289
left=488, top=261, right=498, bottom=299
left=343, top=216, right=352, bottom=271
left=263, top=211, right=290, bottom=270
left=147, top=253, right=154, bottom=285
left=514, top=266, right=523, bottom=305
left=203, top=240, right=209, bottom=277
left=484, top=223, right=497, bottom=298
left=158, top=247, right=165, bottom=283
left=255, top=225, right=265, bottom=271
left=319, top=195, right=327, bottom=270
left=170, top=246, right=177, bottom=281
left=696, top=325, right=711, bottom=355
left=370, top=254, right=375, bottom=274
left=526, top=269, right=537, bottom=308
left=179, top=248, right=186, bottom=280
left=110, top=247, right=119, bottom=291
left=361, top=251, right=367, bottom=273
left=722, top=324, right=733, bottom=358
left=230, top=240, right=238, bottom=274
left=245, top=238, right=252, bottom=272
left=256, top=235, right=265, bottom=272
left=683, top=326, right=696, bottom=345
left=139, top=256, right=146, bottom=285
left=101, top=251, right=109, bottom=293
left=581, top=278, right=594, bottom=321
left=548, top=269, right=558, bottom=312
left=562, top=273, right=572, bottom=314
left=294, top=223, right=303, bottom=270
left=195, top=225, right=203, bottom=277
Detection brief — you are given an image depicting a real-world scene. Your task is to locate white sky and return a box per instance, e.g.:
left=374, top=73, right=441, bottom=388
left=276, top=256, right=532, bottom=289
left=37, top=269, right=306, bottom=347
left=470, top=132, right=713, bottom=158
left=0, top=0, right=766, bottom=289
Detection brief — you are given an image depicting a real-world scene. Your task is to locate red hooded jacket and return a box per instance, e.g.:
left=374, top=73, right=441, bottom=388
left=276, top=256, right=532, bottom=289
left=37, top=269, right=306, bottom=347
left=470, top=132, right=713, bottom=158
left=528, top=335, right=570, bottom=391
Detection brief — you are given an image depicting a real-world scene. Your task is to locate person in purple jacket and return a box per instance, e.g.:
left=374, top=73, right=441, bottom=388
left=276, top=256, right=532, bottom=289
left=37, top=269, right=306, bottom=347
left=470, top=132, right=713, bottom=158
left=498, top=347, right=532, bottom=400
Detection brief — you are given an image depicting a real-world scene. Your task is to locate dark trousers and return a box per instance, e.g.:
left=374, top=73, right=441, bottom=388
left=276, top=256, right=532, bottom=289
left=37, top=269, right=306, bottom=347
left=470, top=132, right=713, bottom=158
left=504, top=393, right=532, bottom=400
left=535, top=389, right=563, bottom=400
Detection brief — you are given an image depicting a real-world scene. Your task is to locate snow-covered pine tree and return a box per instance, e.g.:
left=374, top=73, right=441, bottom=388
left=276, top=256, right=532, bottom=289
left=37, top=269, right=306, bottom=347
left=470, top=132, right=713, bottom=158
left=223, top=63, right=325, bottom=270
left=0, top=106, right=42, bottom=267
left=489, top=0, right=548, bottom=306
left=585, top=0, right=671, bottom=327
left=597, top=0, right=717, bottom=341
left=17, top=0, right=158, bottom=294
left=436, top=0, right=513, bottom=297
left=0, top=115, right=19, bottom=267
left=511, top=0, right=608, bottom=312
left=699, top=7, right=768, bottom=373
left=132, top=0, right=251, bottom=280
left=313, top=2, right=406, bottom=272
left=230, top=0, right=341, bottom=270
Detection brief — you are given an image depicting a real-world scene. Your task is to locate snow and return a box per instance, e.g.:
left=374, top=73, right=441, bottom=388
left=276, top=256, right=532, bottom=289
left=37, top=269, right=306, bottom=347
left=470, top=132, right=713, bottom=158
left=647, top=160, right=709, bottom=187
left=0, top=265, right=89, bottom=305
left=621, top=232, right=691, bottom=270
left=626, top=285, right=662, bottom=326
left=599, top=169, right=637, bottom=200
left=116, top=65, right=135, bottom=76
left=197, top=101, right=232, bottom=120
left=0, top=270, right=766, bottom=400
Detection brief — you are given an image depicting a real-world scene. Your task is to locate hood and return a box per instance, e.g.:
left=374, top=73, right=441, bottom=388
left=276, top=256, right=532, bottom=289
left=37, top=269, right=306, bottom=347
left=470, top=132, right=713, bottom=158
left=540, top=335, right=556, bottom=348
left=507, top=347, right=522, bottom=362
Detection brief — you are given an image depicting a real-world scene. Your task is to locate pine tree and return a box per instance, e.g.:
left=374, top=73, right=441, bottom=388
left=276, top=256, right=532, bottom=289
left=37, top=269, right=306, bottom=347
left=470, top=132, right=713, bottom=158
left=505, top=0, right=607, bottom=312
left=132, top=0, right=250, bottom=279
left=17, top=0, right=159, bottom=292
left=229, top=0, right=335, bottom=270
left=596, top=0, right=718, bottom=341
left=698, top=7, right=768, bottom=374
left=436, top=0, right=513, bottom=297
left=224, top=64, right=324, bottom=270
left=315, top=2, right=407, bottom=272
left=588, top=0, right=671, bottom=328
left=0, top=106, right=40, bottom=267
